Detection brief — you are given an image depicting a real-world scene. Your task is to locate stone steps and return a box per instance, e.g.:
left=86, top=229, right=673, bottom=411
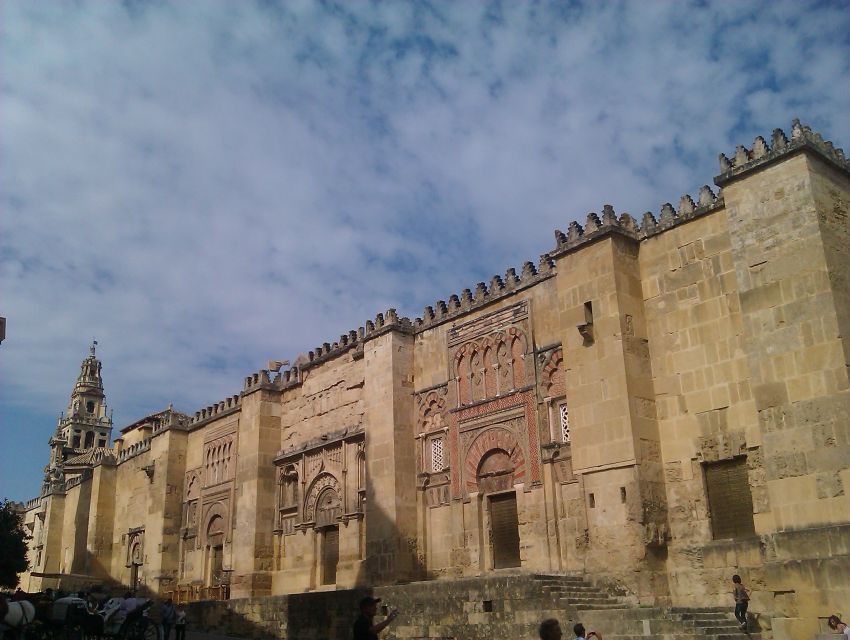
left=578, top=605, right=761, bottom=640
left=185, top=574, right=763, bottom=640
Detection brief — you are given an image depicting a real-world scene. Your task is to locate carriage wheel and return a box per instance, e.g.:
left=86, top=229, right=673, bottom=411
left=141, top=623, right=158, bottom=640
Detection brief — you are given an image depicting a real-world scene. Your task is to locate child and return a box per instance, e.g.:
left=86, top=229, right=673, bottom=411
left=732, top=574, right=750, bottom=630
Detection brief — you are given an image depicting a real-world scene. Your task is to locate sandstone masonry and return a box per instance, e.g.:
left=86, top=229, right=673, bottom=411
left=20, top=120, right=850, bottom=640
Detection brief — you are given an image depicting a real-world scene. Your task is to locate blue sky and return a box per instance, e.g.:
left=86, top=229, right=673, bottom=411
left=2, top=1, right=849, bottom=502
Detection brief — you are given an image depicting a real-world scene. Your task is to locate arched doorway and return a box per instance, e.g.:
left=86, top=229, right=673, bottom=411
left=129, top=538, right=143, bottom=590
left=477, top=449, right=520, bottom=569
left=316, top=488, right=341, bottom=585
left=205, top=514, right=225, bottom=587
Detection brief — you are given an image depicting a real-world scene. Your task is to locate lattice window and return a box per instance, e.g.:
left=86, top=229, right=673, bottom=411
left=431, top=436, right=444, bottom=472
left=558, top=402, right=570, bottom=443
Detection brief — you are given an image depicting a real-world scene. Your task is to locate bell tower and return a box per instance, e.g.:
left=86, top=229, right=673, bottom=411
left=56, top=341, right=113, bottom=451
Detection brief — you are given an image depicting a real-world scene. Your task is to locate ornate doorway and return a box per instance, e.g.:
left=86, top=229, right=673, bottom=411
left=477, top=449, right=520, bottom=569
left=206, top=515, right=225, bottom=586
left=316, top=487, right=341, bottom=585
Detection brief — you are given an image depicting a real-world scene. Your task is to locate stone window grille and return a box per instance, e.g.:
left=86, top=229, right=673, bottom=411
left=558, top=401, right=570, bottom=443
left=431, top=436, right=444, bottom=472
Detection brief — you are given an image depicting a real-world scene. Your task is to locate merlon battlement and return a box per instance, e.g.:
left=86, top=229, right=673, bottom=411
left=413, top=254, right=555, bottom=332
left=190, top=395, right=241, bottom=425
left=241, top=307, right=418, bottom=393
left=717, top=119, right=849, bottom=184
left=116, top=437, right=151, bottom=464
left=550, top=187, right=724, bottom=257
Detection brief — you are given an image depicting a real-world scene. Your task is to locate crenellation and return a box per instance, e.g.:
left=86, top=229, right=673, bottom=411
left=537, top=253, right=554, bottom=273
left=717, top=119, right=850, bottom=185
left=678, top=194, right=696, bottom=216
left=697, top=185, right=716, bottom=207
left=752, top=135, right=769, bottom=160
left=490, top=274, right=505, bottom=292
left=505, top=266, right=519, bottom=287
left=601, top=203, right=618, bottom=226
left=584, top=211, right=602, bottom=233
left=460, top=288, right=473, bottom=310
left=116, top=437, right=152, bottom=464
left=640, top=211, right=658, bottom=238
left=658, top=202, right=677, bottom=227
left=521, top=261, right=537, bottom=279
left=618, top=212, right=638, bottom=234
left=474, top=282, right=488, bottom=304
left=554, top=229, right=568, bottom=246
left=190, top=392, right=241, bottom=426
left=771, top=127, right=788, bottom=152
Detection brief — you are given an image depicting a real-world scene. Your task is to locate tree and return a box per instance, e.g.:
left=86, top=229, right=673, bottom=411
left=0, top=499, right=30, bottom=588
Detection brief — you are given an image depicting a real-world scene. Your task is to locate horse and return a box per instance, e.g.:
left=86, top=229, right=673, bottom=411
left=2, top=598, right=36, bottom=629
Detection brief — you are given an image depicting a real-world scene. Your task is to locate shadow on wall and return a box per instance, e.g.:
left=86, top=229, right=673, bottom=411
left=184, top=498, right=421, bottom=640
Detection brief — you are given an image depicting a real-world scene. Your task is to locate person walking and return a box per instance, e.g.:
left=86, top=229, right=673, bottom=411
left=732, top=574, right=750, bottom=630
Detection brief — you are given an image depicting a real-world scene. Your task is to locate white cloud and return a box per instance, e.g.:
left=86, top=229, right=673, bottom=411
left=1, top=0, right=848, bottom=500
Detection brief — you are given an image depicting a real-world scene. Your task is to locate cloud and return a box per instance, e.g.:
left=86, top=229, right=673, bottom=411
left=1, top=0, right=848, bottom=500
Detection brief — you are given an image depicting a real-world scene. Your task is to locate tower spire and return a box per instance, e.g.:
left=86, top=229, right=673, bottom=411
left=54, top=342, right=113, bottom=451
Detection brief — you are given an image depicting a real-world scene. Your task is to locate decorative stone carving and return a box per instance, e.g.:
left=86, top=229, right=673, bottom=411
left=305, top=473, right=342, bottom=525
left=203, top=434, right=236, bottom=487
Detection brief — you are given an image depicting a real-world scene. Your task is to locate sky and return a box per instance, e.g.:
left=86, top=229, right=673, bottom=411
left=2, top=0, right=849, bottom=502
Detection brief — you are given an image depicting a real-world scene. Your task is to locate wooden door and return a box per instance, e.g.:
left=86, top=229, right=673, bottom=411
left=321, top=526, right=339, bottom=585
left=489, top=492, right=521, bottom=569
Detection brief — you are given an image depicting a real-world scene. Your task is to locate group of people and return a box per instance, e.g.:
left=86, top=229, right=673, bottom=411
left=99, top=593, right=186, bottom=640
left=128, top=594, right=187, bottom=640
left=5, top=588, right=187, bottom=640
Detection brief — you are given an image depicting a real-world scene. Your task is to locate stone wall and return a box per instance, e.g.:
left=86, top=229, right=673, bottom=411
left=19, top=119, right=850, bottom=640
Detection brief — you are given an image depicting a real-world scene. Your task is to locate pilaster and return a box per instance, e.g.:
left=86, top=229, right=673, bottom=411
left=231, top=383, right=281, bottom=597
left=362, top=329, right=418, bottom=584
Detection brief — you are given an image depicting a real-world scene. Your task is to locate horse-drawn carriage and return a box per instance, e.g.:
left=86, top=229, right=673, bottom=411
left=2, top=594, right=159, bottom=640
